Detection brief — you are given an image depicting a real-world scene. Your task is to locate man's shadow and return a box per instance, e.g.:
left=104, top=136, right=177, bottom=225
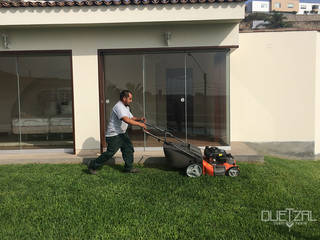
left=79, top=137, right=184, bottom=174
left=142, top=156, right=186, bottom=175
left=78, top=137, right=105, bottom=174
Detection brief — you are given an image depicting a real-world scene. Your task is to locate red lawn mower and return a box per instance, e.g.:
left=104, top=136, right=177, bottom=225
left=144, top=123, right=240, bottom=178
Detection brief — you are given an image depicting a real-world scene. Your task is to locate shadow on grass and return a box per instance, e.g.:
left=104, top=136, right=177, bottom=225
left=81, top=156, right=187, bottom=176
left=105, top=164, right=126, bottom=172
left=143, top=157, right=187, bottom=176
left=81, top=157, right=125, bottom=174
left=81, top=158, right=94, bottom=166
left=142, top=157, right=170, bottom=170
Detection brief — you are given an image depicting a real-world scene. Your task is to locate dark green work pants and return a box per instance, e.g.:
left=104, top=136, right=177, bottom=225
left=90, top=132, right=134, bottom=171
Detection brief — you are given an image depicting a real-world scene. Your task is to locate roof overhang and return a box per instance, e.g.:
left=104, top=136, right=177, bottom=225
left=0, top=2, right=245, bottom=27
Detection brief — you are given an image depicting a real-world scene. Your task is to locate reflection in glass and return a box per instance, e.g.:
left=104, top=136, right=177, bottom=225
left=144, top=53, right=187, bottom=147
left=0, top=53, right=73, bottom=150
left=186, top=52, right=228, bottom=146
left=0, top=57, right=19, bottom=149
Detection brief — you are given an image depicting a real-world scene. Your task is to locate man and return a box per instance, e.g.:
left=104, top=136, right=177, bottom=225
left=88, top=90, right=146, bottom=174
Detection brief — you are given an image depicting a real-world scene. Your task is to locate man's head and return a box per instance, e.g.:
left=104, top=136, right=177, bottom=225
left=120, top=90, right=133, bottom=106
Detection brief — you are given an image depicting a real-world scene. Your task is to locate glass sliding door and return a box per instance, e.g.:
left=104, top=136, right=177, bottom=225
left=186, top=51, right=229, bottom=146
left=104, top=54, right=144, bottom=147
left=144, top=53, right=187, bottom=147
left=102, top=49, right=230, bottom=149
left=0, top=57, right=20, bottom=150
left=17, top=54, right=73, bottom=149
left=0, top=52, right=74, bottom=151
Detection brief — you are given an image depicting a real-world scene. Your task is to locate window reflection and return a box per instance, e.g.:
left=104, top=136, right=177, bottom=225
left=0, top=53, right=73, bottom=150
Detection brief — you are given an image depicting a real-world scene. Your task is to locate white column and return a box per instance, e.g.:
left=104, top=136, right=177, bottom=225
left=314, top=33, right=320, bottom=155
left=72, top=49, right=101, bottom=155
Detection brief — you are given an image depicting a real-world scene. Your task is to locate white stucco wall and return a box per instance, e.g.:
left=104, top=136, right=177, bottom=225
left=230, top=31, right=318, bottom=145
left=2, top=23, right=240, bottom=50
left=0, top=22, right=240, bottom=154
left=315, top=32, right=320, bottom=154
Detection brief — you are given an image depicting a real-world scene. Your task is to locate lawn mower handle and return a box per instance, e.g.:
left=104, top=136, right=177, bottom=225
left=143, top=129, right=165, bottom=143
left=143, top=129, right=198, bottom=159
left=143, top=122, right=185, bottom=144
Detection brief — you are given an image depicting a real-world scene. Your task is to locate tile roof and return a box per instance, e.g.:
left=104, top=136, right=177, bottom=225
left=0, top=0, right=245, bottom=8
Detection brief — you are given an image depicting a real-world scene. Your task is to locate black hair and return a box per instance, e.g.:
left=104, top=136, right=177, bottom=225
left=120, top=90, right=132, bottom=101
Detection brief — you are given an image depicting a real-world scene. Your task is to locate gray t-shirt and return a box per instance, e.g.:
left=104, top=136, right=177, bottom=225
left=106, top=101, right=133, bottom=137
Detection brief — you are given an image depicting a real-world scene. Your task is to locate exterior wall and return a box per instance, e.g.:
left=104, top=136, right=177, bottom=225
left=315, top=32, right=320, bottom=154
left=270, top=0, right=299, bottom=12
left=298, top=3, right=320, bottom=14
left=0, top=23, right=240, bottom=154
left=230, top=31, right=318, bottom=147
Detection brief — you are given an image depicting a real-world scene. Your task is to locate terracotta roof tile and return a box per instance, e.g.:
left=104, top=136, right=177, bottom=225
left=0, top=0, right=245, bottom=8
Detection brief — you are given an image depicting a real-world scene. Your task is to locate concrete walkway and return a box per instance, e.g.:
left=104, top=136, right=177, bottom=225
left=0, top=142, right=264, bottom=165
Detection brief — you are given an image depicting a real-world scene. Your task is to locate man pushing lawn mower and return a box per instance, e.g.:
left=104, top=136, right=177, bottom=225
left=88, top=90, right=146, bottom=175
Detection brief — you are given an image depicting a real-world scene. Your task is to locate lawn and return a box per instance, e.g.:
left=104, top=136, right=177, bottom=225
left=0, top=157, right=319, bottom=240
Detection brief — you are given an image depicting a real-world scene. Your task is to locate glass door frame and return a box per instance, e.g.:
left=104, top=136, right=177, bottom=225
left=0, top=50, right=76, bottom=154
left=98, top=46, right=236, bottom=153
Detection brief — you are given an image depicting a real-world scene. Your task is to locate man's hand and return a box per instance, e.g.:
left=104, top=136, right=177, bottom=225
left=122, top=116, right=147, bottom=130
left=139, top=122, right=147, bottom=130
left=140, top=117, right=146, bottom=123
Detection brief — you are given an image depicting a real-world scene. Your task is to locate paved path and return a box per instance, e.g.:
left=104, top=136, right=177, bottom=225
left=0, top=142, right=264, bottom=165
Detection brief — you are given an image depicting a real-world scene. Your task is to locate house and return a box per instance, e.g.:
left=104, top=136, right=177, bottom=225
left=1, top=1, right=320, bottom=159
left=270, top=0, right=299, bottom=12
left=298, top=0, right=320, bottom=14
left=0, top=0, right=245, bottom=155
left=246, top=0, right=299, bottom=13
left=246, top=0, right=270, bottom=13
left=246, top=0, right=320, bottom=14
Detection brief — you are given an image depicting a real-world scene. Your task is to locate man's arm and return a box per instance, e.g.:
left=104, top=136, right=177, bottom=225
left=122, top=116, right=146, bottom=129
left=131, top=116, right=146, bottom=122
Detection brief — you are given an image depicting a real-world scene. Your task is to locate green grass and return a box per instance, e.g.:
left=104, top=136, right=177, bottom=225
left=0, top=157, right=319, bottom=240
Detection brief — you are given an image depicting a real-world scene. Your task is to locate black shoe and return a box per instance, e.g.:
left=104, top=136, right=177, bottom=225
left=124, top=168, right=140, bottom=173
left=88, top=168, right=97, bottom=175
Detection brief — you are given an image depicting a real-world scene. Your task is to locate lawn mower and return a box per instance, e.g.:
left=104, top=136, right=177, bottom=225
left=143, top=123, right=240, bottom=178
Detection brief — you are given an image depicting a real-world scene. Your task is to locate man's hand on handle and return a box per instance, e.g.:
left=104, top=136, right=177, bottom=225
left=140, top=117, right=146, bottom=123
left=121, top=116, right=147, bottom=130
left=139, top=122, right=147, bottom=130
left=139, top=117, right=147, bottom=130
